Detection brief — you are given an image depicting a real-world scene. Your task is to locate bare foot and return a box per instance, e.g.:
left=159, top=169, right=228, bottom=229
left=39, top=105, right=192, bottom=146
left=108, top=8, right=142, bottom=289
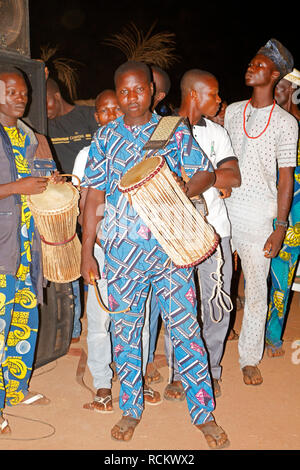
left=145, top=362, right=163, bottom=385
left=83, top=388, right=113, bottom=413
left=111, top=416, right=140, bottom=441
left=163, top=381, right=185, bottom=401
left=196, top=419, right=230, bottom=449
left=242, top=366, right=263, bottom=385
left=266, top=345, right=285, bottom=358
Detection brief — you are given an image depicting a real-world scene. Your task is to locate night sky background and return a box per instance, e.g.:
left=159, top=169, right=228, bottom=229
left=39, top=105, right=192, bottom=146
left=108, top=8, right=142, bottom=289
left=29, top=1, right=299, bottom=108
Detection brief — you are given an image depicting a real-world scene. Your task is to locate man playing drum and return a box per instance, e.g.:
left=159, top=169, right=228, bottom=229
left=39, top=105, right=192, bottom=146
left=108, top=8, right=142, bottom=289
left=81, top=61, right=229, bottom=449
left=0, top=65, right=61, bottom=435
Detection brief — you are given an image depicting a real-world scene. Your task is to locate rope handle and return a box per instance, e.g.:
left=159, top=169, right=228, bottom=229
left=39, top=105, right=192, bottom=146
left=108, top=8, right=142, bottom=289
left=89, top=272, right=130, bottom=314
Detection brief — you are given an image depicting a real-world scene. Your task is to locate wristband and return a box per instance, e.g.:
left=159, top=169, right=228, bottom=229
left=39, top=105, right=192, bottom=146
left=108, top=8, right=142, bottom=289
left=275, top=220, right=288, bottom=229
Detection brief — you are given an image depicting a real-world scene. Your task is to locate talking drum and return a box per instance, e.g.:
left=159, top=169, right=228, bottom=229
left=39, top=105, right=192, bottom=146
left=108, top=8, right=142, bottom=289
left=118, top=155, right=219, bottom=268
left=27, top=181, right=81, bottom=283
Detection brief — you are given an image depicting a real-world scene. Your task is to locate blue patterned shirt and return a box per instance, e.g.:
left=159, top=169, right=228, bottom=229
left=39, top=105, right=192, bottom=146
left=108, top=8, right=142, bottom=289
left=82, top=113, right=213, bottom=269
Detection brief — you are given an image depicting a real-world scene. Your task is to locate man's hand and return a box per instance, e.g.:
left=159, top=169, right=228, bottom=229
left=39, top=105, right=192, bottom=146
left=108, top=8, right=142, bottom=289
left=172, top=171, right=188, bottom=194
left=263, top=227, right=286, bottom=258
left=15, top=176, right=48, bottom=195
left=219, top=187, right=232, bottom=199
left=81, top=254, right=100, bottom=285
left=49, top=170, right=66, bottom=184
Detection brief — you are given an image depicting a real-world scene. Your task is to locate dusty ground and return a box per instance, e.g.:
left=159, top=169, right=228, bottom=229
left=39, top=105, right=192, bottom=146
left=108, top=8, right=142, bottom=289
left=0, top=283, right=299, bottom=455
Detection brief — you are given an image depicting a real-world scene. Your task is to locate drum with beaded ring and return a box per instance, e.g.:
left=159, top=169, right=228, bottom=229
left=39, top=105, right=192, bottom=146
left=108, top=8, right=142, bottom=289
left=118, top=155, right=219, bottom=268
left=27, top=180, right=81, bottom=283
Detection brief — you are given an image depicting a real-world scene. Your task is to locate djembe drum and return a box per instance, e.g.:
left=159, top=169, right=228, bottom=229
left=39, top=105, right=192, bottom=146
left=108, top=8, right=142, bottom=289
left=119, top=155, right=219, bottom=268
left=27, top=180, right=81, bottom=283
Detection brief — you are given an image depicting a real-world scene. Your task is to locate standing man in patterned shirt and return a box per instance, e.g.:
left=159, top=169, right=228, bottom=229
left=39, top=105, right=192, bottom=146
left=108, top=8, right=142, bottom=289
left=80, top=61, right=229, bottom=449
left=224, top=39, right=298, bottom=385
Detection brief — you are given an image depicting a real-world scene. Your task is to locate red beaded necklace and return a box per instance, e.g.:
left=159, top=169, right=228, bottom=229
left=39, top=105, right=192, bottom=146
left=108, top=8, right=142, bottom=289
left=243, top=98, right=276, bottom=139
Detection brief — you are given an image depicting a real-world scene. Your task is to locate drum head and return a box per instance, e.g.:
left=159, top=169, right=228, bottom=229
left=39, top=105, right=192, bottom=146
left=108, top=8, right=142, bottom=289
left=119, top=155, right=163, bottom=190
left=28, top=182, right=75, bottom=210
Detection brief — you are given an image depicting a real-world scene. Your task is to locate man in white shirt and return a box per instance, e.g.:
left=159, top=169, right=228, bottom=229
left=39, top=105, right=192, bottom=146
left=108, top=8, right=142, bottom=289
left=164, top=69, right=241, bottom=400
left=224, top=39, right=298, bottom=385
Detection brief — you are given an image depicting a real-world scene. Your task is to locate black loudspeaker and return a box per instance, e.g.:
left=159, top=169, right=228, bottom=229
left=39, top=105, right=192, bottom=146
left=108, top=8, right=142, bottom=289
left=34, top=282, right=75, bottom=369
left=0, top=0, right=47, bottom=134
left=0, top=0, right=30, bottom=57
left=0, top=1, right=75, bottom=369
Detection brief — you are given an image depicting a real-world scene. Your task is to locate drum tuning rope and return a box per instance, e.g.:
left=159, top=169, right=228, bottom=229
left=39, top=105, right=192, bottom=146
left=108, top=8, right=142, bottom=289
left=205, top=245, right=233, bottom=323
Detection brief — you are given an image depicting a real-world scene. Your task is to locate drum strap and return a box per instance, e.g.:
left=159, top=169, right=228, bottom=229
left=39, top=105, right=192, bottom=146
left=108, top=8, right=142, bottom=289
left=143, top=116, right=208, bottom=215
left=143, top=116, right=185, bottom=150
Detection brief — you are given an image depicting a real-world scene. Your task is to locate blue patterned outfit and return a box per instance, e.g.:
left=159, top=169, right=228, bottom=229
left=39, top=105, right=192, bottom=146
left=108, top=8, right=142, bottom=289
left=83, top=114, right=216, bottom=423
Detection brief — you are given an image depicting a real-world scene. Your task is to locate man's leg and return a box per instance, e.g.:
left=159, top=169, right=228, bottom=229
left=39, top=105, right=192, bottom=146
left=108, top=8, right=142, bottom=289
left=266, top=248, right=298, bottom=356
left=144, top=291, right=162, bottom=384
left=152, top=264, right=229, bottom=448
left=71, top=279, right=82, bottom=340
left=234, top=238, right=271, bottom=383
left=85, top=244, right=113, bottom=412
left=197, top=237, right=232, bottom=392
left=152, top=265, right=214, bottom=424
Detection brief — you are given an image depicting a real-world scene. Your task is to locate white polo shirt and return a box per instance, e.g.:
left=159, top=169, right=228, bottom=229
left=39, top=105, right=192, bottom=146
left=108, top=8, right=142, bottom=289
left=192, top=117, right=237, bottom=238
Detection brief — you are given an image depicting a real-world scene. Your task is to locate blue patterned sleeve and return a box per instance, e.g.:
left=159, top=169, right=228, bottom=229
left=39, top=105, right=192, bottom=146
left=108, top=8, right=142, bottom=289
left=176, top=124, right=214, bottom=178
left=81, top=128, right=107, bottom=191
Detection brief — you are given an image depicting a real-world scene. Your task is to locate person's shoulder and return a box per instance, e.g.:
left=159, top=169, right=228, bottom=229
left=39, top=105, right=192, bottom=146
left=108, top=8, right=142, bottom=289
left=95, top=116, right=122, bottom=138
left=203, top=117, right=227, bottom=134
left=226, top=100, right=248, bottom=117
left=274, top=104, right=299, bottom=128
left=74, top=104, right=95, bottom=117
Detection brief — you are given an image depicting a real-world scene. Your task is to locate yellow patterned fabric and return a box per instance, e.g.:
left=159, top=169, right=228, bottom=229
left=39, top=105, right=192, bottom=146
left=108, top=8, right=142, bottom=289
left=0, top=127, right=39, bottom=409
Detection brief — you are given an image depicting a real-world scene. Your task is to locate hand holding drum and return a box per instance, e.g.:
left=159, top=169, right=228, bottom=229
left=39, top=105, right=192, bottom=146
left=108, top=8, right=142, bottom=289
left=14, top=176, right=48, bottom=195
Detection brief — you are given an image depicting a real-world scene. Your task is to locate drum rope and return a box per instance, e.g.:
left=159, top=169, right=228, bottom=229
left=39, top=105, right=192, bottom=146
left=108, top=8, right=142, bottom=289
left=168, top=262, right=174, bottom=384
left=199, top=245, right=233, bottom=324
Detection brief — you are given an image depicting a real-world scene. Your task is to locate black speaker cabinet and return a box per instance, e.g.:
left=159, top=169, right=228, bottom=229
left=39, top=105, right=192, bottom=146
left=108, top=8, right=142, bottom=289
left=34, top=282, right=75, bottom=369
left=0, top=0, right=30, bottom=57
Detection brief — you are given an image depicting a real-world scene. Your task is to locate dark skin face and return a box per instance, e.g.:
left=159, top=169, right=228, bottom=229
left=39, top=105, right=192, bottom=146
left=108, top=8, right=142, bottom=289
left=94, top=91, right=123, bottom=126
left=0, top=73, right=28, bottom=127
left=115, top=69, right=154, bottom=126
left=275, top=78, right=292, bottom=107
left=193, top=76, right=221, bottom=118
left=46, top=88, right=61, bottom=119
left=245, top=54, right=279, bottom=88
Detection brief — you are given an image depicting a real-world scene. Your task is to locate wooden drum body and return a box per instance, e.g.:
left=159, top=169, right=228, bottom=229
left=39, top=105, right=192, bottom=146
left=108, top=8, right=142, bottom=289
left=119, top=156, right=219, bottom=268
left=27, top=181, right=81, bottom=283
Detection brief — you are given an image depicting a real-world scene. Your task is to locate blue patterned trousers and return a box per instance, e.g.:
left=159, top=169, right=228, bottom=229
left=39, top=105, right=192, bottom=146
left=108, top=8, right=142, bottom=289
left=107, top=259, right=215, bottom=425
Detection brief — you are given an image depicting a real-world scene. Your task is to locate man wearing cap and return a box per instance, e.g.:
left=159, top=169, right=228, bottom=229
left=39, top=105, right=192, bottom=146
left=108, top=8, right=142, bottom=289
left=224, top=39, right=299, bottom=385
left=265, top=68, right=300, bottom=357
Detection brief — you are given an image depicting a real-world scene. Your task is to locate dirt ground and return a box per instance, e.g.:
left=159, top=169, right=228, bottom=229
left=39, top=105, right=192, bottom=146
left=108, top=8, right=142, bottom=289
left=0, top=280, right=299, bottom=455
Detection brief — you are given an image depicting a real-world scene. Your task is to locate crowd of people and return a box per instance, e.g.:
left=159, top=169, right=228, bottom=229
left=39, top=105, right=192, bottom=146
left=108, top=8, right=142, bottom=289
left=0, top=37, right=299, bottom=450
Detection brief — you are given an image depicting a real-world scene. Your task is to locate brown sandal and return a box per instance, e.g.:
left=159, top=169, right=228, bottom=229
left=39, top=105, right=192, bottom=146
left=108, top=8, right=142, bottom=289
left=144, top=386, right=162, bottom=405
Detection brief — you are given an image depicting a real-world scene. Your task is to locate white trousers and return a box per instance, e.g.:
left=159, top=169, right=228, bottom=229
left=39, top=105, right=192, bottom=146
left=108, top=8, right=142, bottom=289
left=234, top=237, right=271, bottom=369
